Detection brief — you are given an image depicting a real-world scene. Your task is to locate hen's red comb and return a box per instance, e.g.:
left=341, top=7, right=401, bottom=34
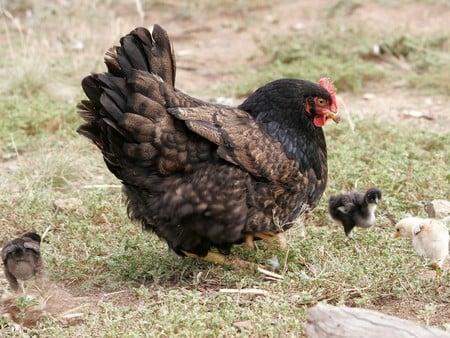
left=319, top=78, right=337, bottom=111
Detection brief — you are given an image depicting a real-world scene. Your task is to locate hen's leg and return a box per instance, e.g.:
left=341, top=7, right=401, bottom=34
left=181, top=250, right=227, bottom=265
left=181, top=250, right=256, bottom=269
left=244, top=232, right=287, bottom=250
left=181, top=250, right=283, bottom=280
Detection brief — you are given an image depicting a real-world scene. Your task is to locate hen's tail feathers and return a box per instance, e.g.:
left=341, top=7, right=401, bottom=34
left=106, top=25, right=176, bottom=87
left=77, top=75, right=171, bottom=182
left=77, top=25, right=213, bottom=184
left=77, top=26, right=178, bottom=180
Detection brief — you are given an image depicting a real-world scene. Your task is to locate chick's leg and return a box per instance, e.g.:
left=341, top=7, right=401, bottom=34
left=3, top=266, right=20, bottom=292
left=430, top=262, right=443, bottom=281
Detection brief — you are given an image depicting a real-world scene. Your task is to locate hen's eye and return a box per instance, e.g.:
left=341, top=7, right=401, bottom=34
left=318, top=98, right=325, bottom=105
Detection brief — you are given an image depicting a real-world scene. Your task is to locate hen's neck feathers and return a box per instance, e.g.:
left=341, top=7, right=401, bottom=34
left=238, top=79, right=329, bottom=178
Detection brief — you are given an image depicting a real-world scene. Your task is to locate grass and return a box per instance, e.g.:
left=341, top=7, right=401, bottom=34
left=225, top=26, right=449, bottom=97
left=235, top=29, right=384, bottom=95
left=1, top=111, right=449, bottom=336
left=1, top=0, right=450, bottom=336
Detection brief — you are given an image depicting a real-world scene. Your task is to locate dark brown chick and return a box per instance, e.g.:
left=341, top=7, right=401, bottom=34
left=1, top=232, right=43, bottom=292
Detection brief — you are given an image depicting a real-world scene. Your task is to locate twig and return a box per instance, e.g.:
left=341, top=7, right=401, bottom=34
left=101, top=290, right=129, bottom=298
left=1, top=8, right=25, bottom=53
left=336, top=95, right=354, bottom=133
left=134, top=0, right=145, bottom=25
left=257, top=267, right=284, bottom=280
left=82, top=184, right=122, bottom=189
left=41, top=225, right=52, bottom=241
left=281, top=243, right=290, bottom=276
left=219, top=288, right=268, bottom=296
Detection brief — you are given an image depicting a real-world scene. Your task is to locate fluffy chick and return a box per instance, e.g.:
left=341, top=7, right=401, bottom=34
left=394, top=217, right=449, bottom=278
left=1, top=232, right=43, bottom=292
left=329, top=187, right=382, bottom=238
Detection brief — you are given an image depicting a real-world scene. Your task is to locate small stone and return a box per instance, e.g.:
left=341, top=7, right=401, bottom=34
left=291, top=22, right=305, bottom=31
left=266, top=256, right=280, bottom=271
left=71, top=41, right=84, bottom=51
left=52, top=198, right=82, bottom=213
left=372, top=44, right=381, bottom=55
left=424, top=97, right=433, bottom=105
left=363, top=93, right=376, bottom=100
left=233, top=320, right=253, bottom=331
left=425, top=199, right=450, bottom=218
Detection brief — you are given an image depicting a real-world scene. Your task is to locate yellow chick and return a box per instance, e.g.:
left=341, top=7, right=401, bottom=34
left=394, top=217, right=449, bottom=279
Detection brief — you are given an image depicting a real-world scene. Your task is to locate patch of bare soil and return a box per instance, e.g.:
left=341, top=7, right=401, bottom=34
left=0, top=277, right=98, bottom=329
left=366, top=294, right=450, bottom=329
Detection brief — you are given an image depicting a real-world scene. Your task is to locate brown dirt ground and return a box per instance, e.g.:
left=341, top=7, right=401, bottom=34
left=1, top=0, right=449, bottom=332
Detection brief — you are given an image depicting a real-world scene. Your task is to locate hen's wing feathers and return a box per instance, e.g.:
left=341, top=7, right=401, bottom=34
left=169, top=106, right=301, bottom=183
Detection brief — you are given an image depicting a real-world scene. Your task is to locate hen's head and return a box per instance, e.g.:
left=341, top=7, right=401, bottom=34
left=305, top=78, right=339, bottom=127
left=240, top=78, right=339, bottom=129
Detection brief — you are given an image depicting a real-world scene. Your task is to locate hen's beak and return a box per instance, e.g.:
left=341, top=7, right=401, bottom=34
left=325, top=109, right=340, bottom=123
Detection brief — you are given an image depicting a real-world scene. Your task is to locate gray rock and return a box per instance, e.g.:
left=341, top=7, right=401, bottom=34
left=425, top=199, right=450, bottom=218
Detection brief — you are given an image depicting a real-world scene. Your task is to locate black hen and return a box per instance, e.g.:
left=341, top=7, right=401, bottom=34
left=1, top=232, right=43, bottom=292
left=77, top=25, right=339, bottom=266
left=329, top=188, right=382, bottom=238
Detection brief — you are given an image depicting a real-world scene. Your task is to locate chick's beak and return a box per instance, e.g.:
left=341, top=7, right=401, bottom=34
left=393, top=232, right=400, bottom=238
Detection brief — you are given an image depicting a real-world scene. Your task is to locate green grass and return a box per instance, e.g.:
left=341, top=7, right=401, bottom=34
left=1, top=107, right=449, bottom=335
left=225, top=29, right=449, bottom=97
left=0, top=94, right=80, bottom=153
